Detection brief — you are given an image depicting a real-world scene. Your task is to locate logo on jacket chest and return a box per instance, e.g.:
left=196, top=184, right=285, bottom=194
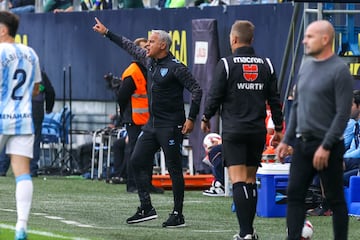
left=160, top=68, right=168, bottom=77
left=242, top=64, right=258, bottom=82
left=237, top=64, right=264, bottom=90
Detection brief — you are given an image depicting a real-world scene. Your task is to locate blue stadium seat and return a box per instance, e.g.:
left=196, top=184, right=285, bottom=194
left=347, top=176, right=360, bottom=217
left=40, top=106, right=73, bottom=169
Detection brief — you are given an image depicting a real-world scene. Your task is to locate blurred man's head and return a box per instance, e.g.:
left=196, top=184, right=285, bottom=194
left=351, top=90, right=360, bottom=120
left=0, top=11, right=19, bottom=40
left=302, top=20, right=334, bottom=59
left=134, top=37, right=147, bottom=49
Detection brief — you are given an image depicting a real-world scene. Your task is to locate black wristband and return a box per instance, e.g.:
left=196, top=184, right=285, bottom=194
left=275, top=125, right=283, bottom=132
left=322, top=143, right=331, bottom=151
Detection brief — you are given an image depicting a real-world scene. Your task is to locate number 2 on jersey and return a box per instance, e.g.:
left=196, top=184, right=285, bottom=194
left=11, top=69, right=26, bottom=100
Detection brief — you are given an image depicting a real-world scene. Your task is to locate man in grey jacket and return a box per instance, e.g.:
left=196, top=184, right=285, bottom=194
left=277, top=20, right=353, bottom=240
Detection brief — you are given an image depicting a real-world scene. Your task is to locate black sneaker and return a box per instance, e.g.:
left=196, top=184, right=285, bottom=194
left=162, top=211, right=186, bottom=228
left=306, top=205, right=332, bottom=216
left=127, top=187, right=138, bottom=193
left=149, top=185, right=165, bottom=194
left=126, top=207, right=157, bottom=224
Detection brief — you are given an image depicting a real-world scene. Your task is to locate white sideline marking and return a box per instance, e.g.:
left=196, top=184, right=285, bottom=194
left=0, top=208, right=16, bottom=212
left=0, top=224, right=90, bottom=240
left=193, top=229, right=234, bottom=233
left=0, top=208, right=116, bottom=230
left=32, top=212, right=47, bottom=216
left=1, top=208, right=236, bottom=235
left=60, top=220, right=94, bottom=228
left=45, top=216, right=65, bottom=220
left=184, top=200, right=206, bottom=203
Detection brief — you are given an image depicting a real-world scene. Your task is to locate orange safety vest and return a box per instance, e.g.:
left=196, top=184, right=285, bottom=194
left=121, top=62, right=149, bottom=125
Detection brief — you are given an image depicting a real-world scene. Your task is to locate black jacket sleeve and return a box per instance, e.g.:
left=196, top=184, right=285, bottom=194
left=114, top=76, right=136, bottom=110
left=42, top=71, right=55, bottom=113
left=173, top=64, right=202, bottom=120
left=106, top=31, right=148, bottom=68
left=203, top=60, right=227, bottom=120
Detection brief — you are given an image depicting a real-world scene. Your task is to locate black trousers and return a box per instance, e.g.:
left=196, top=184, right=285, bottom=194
left=131, top=125, right=184, bottom=212
left=286, top=138, right=348, bottom=240
left=31, top=101, right=44, bottom=174
left=125, top=124, right=142, bottom=191
left=112, top=138, right=127, bottom=178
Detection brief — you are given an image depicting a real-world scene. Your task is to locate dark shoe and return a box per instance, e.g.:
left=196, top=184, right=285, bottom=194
left=149, top=185, right=164, bottom=194
left=0, top=172, right=6, bottom=177
left=126, top=207, right=158, bottom=224
left=306, top=205, right=332, bottom=216
left=127, top=187, right=138, bottom=193
left=110, top=177, right=126, bottom=184
left=162, top=211, right=185, bottom=228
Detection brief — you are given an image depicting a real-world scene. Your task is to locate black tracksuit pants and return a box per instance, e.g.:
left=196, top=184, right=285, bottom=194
left=125, top=124, right=142, bottom=191
left=286, top=138, right=348, bottom=240
left=130, top=125, right=184, bottom=213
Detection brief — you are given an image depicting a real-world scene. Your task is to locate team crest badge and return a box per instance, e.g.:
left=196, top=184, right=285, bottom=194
left=160, top=68, right=168, bottom=77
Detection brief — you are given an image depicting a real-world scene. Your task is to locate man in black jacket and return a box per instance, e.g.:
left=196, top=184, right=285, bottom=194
left=31, top=71, right=56, bottom=176
left=201, top=20, right=283, bottom=240
left=93, top=18, right=202, bottom=228
left=106, top=38, right=164, bottom=194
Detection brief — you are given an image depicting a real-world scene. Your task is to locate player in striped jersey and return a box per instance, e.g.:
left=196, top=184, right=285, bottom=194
left=0, top=11, right=41, bottom=240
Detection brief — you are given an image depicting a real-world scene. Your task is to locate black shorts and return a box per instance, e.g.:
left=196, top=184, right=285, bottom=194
left=223, top=133, right=266, bottom=167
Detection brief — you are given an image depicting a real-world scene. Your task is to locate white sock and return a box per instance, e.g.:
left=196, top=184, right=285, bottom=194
left=15, top=174, right=33, bottom=232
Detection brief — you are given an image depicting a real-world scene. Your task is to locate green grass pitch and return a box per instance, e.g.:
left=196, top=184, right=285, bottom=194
left=1, top=175, right=359, bottom=240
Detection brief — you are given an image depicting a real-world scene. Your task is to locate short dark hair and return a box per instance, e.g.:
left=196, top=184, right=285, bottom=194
left=0, top=11, right=19, bottom=38
left=354, top=90, right=360, bottom=107
left=231, top=20, right=254, bottom=45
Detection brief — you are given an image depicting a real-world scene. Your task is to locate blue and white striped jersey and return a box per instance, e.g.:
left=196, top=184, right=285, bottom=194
left=0, top=43, right=41, bottom=135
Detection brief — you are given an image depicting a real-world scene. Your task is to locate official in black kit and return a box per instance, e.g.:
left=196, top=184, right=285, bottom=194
left=201, top=20, right=283, bottom=240
left=93, top=18, right=202, bottom=228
